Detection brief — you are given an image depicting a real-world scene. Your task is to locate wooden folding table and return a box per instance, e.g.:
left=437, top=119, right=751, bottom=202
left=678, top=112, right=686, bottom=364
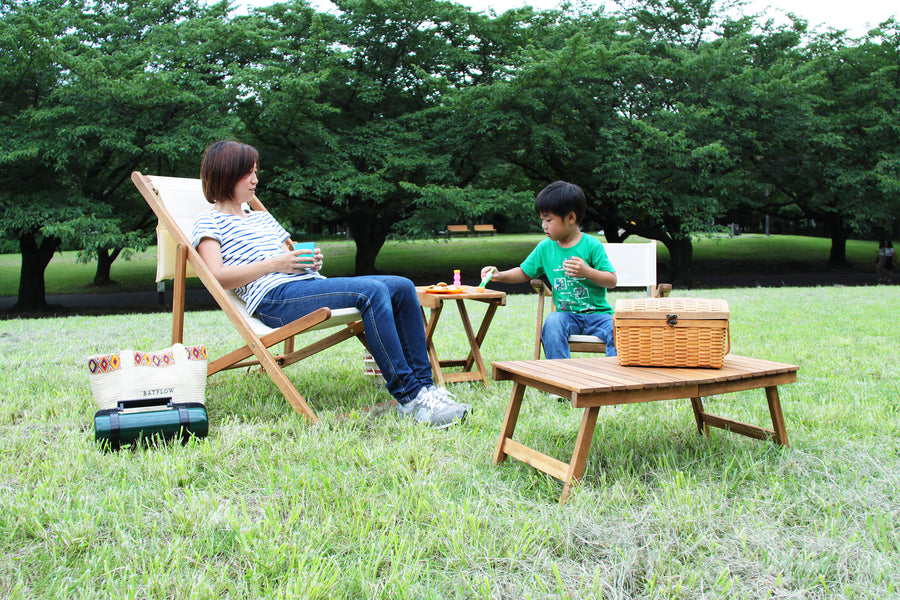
left=416, top=287, right=507, bottom=386
left=492, top=355, right=799, bottom=503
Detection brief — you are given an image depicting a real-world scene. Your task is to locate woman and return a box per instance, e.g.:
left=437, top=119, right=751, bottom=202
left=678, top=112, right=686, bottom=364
left=191, top=140, right=469, bottom=428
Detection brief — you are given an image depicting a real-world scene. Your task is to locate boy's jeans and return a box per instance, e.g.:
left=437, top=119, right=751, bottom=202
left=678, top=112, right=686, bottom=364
left=256, top=275, right=433, bottom=403
left=541, top=311, right=616, bottom=359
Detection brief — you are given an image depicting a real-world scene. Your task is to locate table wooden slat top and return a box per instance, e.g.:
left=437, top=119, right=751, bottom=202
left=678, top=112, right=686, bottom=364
left=492, top=355, right=798, bottom=406
left=494, top=355, right=797, bottom=390
left=416, top=286, right=507, bottom=308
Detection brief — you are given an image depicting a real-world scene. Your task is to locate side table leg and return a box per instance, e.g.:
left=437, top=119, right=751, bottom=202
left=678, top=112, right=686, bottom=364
left=455, top=300, right=489, bottom=385
left=559, top=406, right=600, bottom=504
left=421, top=305, right=445, bottom=386
left=464, top=301, right=500, bottom=372
left=765, top=386, right=789, bottom=447
left=493, top=382, right=526, bottom=464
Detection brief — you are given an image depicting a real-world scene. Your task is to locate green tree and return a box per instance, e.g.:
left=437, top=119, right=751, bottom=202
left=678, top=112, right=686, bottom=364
left=0, top=0, right=86, bottom=312
left=46, top=0, right=241, bottom=285
left=715, top=18, right=900, bottom=264
left=238, top=0, right=527, bottom=274
left=452, top=3, right=738, bottom=285
left=1, top=0, right=241, bottom=312
left=804, top=23, right=900, bottom=260
left=698, top=17, right=810, bottom=233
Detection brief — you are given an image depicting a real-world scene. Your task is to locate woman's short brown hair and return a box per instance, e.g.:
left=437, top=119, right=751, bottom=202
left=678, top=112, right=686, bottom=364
left=199, top=140, right=259, bottom=204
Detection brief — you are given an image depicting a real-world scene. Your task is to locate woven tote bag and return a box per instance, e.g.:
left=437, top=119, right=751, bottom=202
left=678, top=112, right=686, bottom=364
left=87, top=343, right=207, bottom=410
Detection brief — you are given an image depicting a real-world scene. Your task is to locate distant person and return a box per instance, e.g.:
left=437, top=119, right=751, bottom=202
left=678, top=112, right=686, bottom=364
left=876, top=239, right=895, bottom=284
left=191, top=140, right=470, bottom=428
left=480, top=181, right=617, bottom=358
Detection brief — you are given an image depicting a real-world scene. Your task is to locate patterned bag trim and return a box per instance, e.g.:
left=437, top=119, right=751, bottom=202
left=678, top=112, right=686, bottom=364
left=187, top=345, right=207, bottom=361
left=87, top=345, right=206, bottom=374
left=133, top=349, right=175, bottom=368
left=88, top=354, right=121, bottom=375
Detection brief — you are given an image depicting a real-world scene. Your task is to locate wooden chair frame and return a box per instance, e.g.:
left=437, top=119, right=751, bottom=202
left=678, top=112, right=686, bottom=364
left=132, top=172, right=370, bottom=424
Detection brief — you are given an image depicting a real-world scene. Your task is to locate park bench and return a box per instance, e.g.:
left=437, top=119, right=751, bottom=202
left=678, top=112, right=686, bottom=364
left=446, top=224, right=470, bottom=236
left=474, top=224, right=497, bottom=235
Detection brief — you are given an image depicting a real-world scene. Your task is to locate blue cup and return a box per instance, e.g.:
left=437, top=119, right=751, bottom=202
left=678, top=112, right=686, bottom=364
left=295, top=242, right=316, bottom=272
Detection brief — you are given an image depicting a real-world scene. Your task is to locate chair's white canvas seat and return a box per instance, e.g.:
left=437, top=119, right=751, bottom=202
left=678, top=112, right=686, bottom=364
left=226, top=290, right=361, bottom=336
left=567, top=334, right=604, bottom=344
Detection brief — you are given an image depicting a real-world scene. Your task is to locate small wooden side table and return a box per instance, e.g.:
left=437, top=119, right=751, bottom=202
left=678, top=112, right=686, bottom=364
left=416, top=287, right=507, bottom=386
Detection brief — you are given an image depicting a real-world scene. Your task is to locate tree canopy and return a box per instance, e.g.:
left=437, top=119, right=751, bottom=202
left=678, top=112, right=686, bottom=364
left=1, top=0, right=898, bottom=311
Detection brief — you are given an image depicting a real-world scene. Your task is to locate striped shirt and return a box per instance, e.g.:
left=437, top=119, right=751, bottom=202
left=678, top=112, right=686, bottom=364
left=191, top=209, right=323, bottom=315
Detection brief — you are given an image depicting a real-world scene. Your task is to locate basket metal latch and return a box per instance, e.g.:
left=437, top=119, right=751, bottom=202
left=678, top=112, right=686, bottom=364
left=666, top=314, right=678, bottom=327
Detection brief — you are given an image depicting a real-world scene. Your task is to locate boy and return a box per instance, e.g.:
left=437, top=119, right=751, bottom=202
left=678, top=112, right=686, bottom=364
left=481, top=181, right=617, bottom=358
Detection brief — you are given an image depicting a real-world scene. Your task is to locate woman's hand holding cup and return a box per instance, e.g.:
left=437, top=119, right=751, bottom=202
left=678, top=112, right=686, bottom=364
left=293, top=242, right=317, bottom=272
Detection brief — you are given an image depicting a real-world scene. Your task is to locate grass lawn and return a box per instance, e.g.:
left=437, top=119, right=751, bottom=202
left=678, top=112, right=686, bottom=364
left=1, top=285, right=898, bottom=597
left=0, top=233, right=882, bottom=298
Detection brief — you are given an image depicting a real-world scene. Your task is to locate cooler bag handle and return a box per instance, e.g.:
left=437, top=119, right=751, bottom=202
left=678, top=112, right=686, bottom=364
left=117, top=397, right=174, bottom=411
left=106, top=397, right=174, bottom=450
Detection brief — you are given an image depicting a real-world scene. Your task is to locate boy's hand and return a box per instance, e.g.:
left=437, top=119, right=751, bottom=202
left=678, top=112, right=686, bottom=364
left=480, top=266, right=498, bottom=282
left=563, top=257, right=589, bottom=278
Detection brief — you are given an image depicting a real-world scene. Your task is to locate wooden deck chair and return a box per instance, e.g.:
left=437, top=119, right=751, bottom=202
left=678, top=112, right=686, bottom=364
left=532, top=240, right=672, bottom=359
left=131, top=171, right=370, bottom=424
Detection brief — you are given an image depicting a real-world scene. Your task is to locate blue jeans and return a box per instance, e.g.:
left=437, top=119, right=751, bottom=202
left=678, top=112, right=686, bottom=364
left=541, top=311, right=616, bottom=359
left=255, top=276, right=432, bottom=403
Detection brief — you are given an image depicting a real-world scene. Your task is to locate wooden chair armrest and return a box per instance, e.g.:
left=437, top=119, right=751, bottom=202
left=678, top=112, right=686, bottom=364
left=531, top=279, right=551, bottom=296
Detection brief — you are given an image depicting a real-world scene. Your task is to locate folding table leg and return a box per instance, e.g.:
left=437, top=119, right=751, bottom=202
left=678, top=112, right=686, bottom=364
left=421, top=304, right=445, bottom=386
left=690, top=396, right=707, bottom=436
left=493, top=382, right=526, bottom=464
left=559, top=406, right=600, bottom=504
left=765, top=386, right=789, bottom=447
left=463, top=301, right=500, bottom=373
left=455, top=300, right=490, bottom=385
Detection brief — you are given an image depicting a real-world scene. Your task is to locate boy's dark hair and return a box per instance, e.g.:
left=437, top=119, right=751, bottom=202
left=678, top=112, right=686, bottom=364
left=200, top=140, right=259, bottom=204
left=534, top=181, right=586, bottom=223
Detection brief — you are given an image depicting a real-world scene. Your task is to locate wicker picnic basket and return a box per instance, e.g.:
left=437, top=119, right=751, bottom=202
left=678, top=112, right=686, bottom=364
left=613, top=298, right=730, bottom=368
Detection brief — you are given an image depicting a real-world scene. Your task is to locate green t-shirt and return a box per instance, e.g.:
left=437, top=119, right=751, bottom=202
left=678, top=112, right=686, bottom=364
left=520, top=234, right=615, bottom=314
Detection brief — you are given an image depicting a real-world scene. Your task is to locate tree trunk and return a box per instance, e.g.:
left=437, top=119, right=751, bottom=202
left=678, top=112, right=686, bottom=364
left=662, top=236, right=694, bottom=287
left=93, top=247, right=122, bottom=286
left=347, top=219, right=389, bottom=275
left=8, top=232, right=62, bottom=313
left=827, top=215, right=849, bottom=266
left=599, top=219, right=624, bottom=242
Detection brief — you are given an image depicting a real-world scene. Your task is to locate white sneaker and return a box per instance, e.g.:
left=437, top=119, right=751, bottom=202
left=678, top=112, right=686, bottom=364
left=427, top=385, right=473, bottom=417
left=397, top=386, right=469, bottom=428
